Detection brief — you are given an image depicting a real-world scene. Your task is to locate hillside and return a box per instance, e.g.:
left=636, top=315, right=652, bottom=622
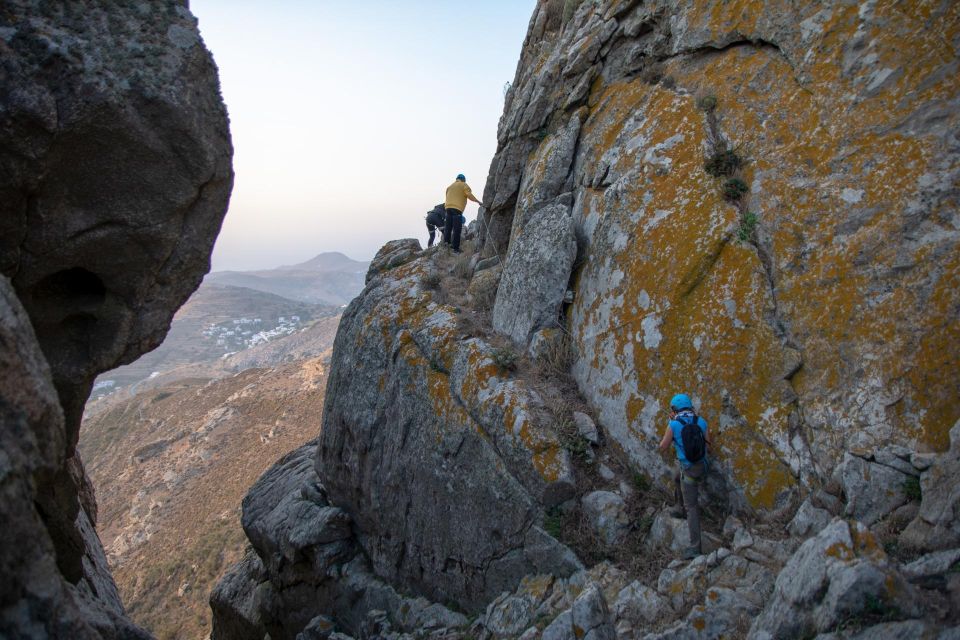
left=79, top=355, right=330, bottom=640
left=205, top=251, right=369, bottom=306
left=90, top=283, right=337, bottom=401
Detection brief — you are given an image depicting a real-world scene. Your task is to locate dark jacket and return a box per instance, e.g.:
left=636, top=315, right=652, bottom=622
left=426, top=204, right=446, bottom=228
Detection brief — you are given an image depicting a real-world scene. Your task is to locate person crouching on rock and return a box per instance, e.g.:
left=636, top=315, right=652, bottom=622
left=425, top=203, right=446, bottom=247
left=658, top=393, right=709, bottom=560
left=443, top=173, right=481, bottom=253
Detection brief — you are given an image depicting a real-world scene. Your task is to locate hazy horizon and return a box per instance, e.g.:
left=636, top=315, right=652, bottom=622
left=191, top=1, right=537, bottom=271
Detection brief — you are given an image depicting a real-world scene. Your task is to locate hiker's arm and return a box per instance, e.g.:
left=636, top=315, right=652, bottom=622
left=465, top=187, right=481, bottom=204
left=658, top=425, right=672, bottom=452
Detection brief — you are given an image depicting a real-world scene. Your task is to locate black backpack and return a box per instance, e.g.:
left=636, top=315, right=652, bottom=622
left=680, top=414, right=706, bottom=463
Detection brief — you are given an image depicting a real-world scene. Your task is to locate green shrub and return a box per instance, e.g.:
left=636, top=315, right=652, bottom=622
left=903, top=476, right=921, bottom=502
left=723, top=178, right=749, bottom=200
left=737, top=211, right=758, bottom=242
left=636, top=514, right=654, bottom=535
left=633, top=472, right=651, bottom=493
left=696, top=95, right=718, bottom=111
left=544, top=507, right=564, bottom=538
left=704, top=148, right=743, bottom=177
left=492, top=347, right=518, bottom=372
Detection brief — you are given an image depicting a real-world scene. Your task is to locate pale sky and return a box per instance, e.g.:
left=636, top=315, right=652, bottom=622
left=191, top=1, right=537, bottom=271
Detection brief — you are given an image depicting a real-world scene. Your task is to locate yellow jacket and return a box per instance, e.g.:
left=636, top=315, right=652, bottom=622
left=444, top=180, right=479, bottom=212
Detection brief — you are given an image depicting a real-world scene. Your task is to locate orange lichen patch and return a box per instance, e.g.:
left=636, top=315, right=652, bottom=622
left=692, top=615, right=707, bottom=631
left=825, top=542, right=854, bottom=561
left=519, top=574, right=555, bottom=600
left=906, top=249, right=960, bottom=451
left=849, top=521, right=884, bottom=560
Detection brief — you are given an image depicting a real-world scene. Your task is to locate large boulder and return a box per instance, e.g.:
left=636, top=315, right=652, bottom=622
left=0, top=1, right=232, bottom=636
left=365, top=238, right=422, bottom=284
left=480, top=0, right=960, bottom=512
left=749, top=519, right=920, bottom=639
left=492, top=202, right=577, bottom=344
left=838, top=453, right=913, bottom=525
left=901, top=420, right=960, bottom=552
left=1, top=1, right=233, bottom=434
left=317, top=249, right=580, bottom=611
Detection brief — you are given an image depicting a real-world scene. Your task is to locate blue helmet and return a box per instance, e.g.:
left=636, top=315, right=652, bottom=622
left=456, top=173, right=466, bottom=181
left=670, top=393, right=693, bottom=411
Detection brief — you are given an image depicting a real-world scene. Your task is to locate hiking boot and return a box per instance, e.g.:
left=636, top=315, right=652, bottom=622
left=669, top=507, right=687, bottom=519
left=681, top=545, right=701, bottom=560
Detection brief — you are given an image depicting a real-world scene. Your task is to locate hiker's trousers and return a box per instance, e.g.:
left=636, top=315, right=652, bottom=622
left=427, top=221, right=438, bottom=247
left=675, top=461, right=706, bottom=551
left=444, top=208, right=463, bottom=251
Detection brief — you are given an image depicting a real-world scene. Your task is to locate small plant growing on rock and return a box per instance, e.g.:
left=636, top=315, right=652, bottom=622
left=544, top=507, right=564, bottom=539
left=704, top=147, right=743, bottom=177
left=453, top=254, right=473, bottom=280
left=491, top=347, right=518, bottom=372
left=421, top=272, right=441, bottom=291
left=696, top=95, right=718, bottom=111
left=554, top=414, right=590, bottom=460
left=903, top=476, right=922, bottom=502
left=535, top=331, right=578, bottom=379
left=723, top=177, right=749, bottom=200
left=633, top=472, right=651, bottom=493
left=737, top=211, right=758, bottom=242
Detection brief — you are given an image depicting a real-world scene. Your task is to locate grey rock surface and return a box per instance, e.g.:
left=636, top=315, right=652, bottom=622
left=902, top=548, right=960, bottom=581
left=570, top=584, right=616, bottom=640
left=492, top=202, right=577, bottom=344
left=749, top=519, right=919, bottom=640
left=612, top=580, right=669, bottom=626
left=366, top=238, right=422, bottom=284
left=839, top=453, right=911, bottom=525
left=901, top=420, right=960, bottom=552
left=787, top=498, right=834, bottom=538
left=317, top=248, right=580, bottom=612
left=582, top=491, right=630, bottom=545
left=209, top=548, right=271, bottom=640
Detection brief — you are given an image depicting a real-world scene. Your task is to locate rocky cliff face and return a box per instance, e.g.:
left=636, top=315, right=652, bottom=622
left=479, top=0, right=960, bottom=512
left=0, top=1, right=232, bottom=636
left=211, top=1, right=959, bottom=639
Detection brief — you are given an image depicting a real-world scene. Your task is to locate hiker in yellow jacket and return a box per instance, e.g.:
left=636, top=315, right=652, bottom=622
left=443, top=174, right=481, bottom=253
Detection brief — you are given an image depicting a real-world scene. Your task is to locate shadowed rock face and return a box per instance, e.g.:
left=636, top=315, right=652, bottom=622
left=0, top=1, right=233, bottom=636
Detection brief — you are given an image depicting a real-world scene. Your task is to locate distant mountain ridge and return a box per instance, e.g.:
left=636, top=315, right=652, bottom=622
left=276, top=251, right=368, bottom=272
left=207, top=251, right=369, bottom=306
